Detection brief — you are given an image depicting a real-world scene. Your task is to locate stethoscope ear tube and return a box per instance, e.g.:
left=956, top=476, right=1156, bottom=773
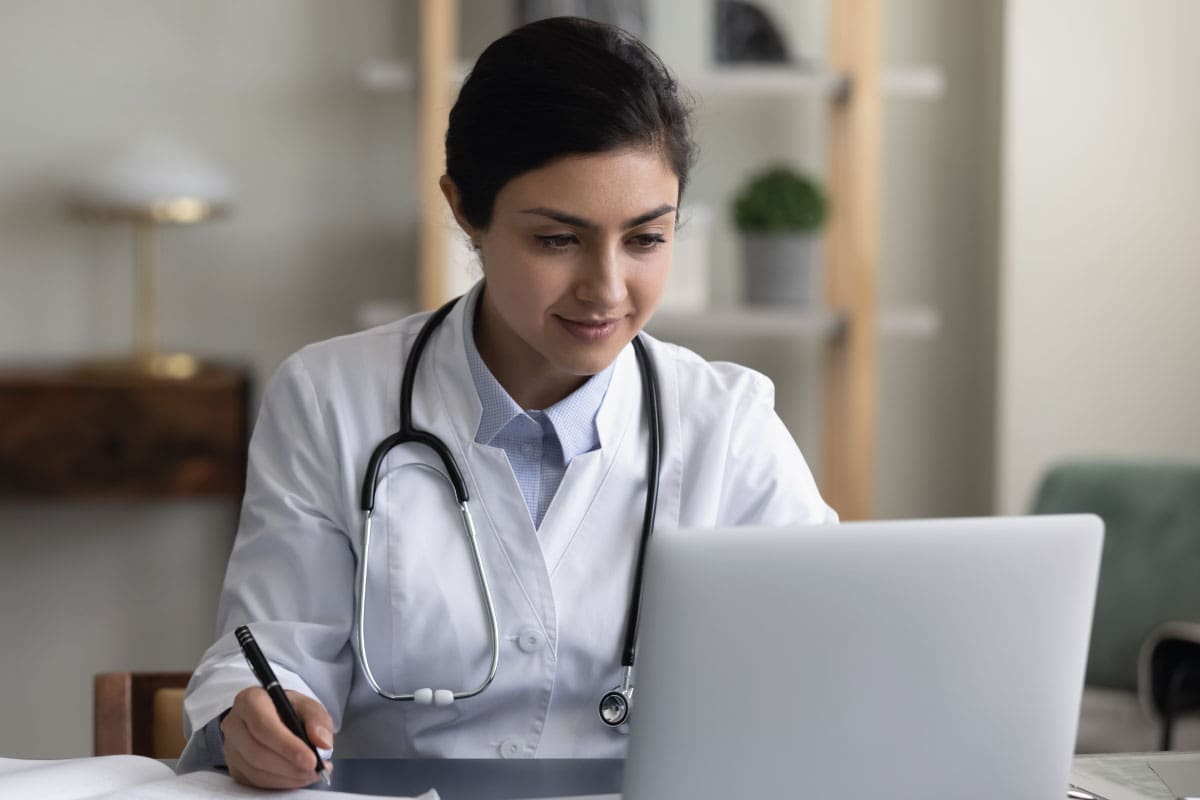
left=361, top=431, right=469, bottom=512
left=356, top=296, right=499, bottom=704
left=357, top=469, right=500, bottom=702
left=360, top=299, right=466, bottom=514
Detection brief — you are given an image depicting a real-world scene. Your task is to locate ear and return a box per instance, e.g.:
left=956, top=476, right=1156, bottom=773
left=439, top=175, right=481, bottom=248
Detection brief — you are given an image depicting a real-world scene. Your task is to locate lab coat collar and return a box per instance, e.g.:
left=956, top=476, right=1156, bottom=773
left=426, top=280, right=641, bottom=482
left=460, top=286, right=613, bottom=460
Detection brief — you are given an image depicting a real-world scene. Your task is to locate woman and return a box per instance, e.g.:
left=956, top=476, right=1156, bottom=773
left=180, top=16, right=835, bottom=789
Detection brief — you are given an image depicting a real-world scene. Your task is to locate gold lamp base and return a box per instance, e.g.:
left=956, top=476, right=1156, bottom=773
left=69, top=193, right=231, bottom=383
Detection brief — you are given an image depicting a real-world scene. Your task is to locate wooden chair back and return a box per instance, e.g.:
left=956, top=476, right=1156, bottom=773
left=94, top=671, right=192, bottom=759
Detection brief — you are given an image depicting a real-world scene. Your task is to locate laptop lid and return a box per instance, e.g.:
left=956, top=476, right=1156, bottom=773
left=622, top=515, right=1103, bottom=800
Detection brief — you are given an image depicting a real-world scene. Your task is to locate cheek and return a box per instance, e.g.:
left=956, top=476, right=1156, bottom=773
left=485, top=254, right=569, bottom=323
left=634, top=253, right=673, bottom=301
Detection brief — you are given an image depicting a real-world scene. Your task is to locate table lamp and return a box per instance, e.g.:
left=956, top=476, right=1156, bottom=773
left=66, top=136, right=234, bottom=379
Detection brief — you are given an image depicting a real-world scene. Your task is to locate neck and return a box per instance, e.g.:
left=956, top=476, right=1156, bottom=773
left=474, top=293, right=586, bottom=410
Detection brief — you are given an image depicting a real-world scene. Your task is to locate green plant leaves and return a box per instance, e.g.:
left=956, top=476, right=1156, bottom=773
left=732, top=165, right=827, bottom=233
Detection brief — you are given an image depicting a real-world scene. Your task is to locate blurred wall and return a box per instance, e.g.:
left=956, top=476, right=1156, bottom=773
left=0, top=0, right=999, bottom=757
left=997, top=0, right=1200, bottom=513
left=0, top=0, right=418, bottom=758
left=876, top=0, right=1000, bottom=518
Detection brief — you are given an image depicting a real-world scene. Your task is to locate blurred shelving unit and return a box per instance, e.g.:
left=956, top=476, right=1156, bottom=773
left=385, top=0, right=941, bottom=520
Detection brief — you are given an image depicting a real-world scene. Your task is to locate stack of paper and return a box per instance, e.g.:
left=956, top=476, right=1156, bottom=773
left=0, top=756, right=439, bottom=800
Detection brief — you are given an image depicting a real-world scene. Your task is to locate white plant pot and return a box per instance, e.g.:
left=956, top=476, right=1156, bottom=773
left=741, top=232, right=821, bottom=306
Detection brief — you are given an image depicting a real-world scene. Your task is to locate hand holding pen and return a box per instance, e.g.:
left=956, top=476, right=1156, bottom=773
left=220, top=625, right=334, bottom=789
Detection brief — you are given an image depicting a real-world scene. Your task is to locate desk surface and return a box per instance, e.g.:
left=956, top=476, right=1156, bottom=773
left=220, top=753, right=1196, bottom=799
left=321, top=759, right=623, bottom=799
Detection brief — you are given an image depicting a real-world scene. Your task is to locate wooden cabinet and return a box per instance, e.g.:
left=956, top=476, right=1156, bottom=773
left=0, top=363, right=250, bottom=499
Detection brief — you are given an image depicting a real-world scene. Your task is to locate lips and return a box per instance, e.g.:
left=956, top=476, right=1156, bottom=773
left=556, top=315, right=621, bottom=342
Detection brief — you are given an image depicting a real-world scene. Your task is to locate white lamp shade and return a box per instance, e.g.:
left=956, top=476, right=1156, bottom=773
left=68, top=135, right=234, bottom=221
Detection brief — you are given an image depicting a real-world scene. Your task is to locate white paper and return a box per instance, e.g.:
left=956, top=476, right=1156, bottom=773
left=0, top=756, right=174, bottom=799
left=1148, top=755, right=1200, bottom=800
left=88, top=769, right=440, bottom=800
left=1071, top=753, right=1174, bottom=800
left=0, top=757, right=440, bottom=800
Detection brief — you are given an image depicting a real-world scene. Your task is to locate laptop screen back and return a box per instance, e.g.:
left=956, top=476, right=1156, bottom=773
left=622, top=515, right=1102, bottom=800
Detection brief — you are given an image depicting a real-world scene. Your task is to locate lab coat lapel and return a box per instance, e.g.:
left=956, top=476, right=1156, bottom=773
left=537, top=343, right=640, bottom=575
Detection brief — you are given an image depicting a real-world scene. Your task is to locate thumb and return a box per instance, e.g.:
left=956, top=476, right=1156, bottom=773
left=287, top=691, right=335, bottom=750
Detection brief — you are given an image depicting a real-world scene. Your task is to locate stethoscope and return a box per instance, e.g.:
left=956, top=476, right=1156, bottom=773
left=354, top=295, right=662, bottom=728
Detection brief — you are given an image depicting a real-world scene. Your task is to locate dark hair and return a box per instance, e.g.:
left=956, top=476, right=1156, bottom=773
left=445, top=16, right=696, bottom=230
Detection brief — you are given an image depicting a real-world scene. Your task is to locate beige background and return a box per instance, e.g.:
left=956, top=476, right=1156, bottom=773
left=996, top=0, right=1200, bottom=514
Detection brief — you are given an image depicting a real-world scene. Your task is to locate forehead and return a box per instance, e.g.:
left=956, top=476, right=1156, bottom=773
left=495, top=148, right=679, bottom=219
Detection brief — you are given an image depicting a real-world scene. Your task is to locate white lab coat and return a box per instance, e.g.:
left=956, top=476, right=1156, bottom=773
left=180, top=285, right=835, bottom=768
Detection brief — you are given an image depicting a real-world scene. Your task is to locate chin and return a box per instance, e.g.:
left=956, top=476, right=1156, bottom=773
left=556, top=347, right=623, bottom=378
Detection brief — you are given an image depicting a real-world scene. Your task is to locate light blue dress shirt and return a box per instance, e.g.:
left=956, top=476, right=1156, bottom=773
left=462, top=293, right=614, bottom=529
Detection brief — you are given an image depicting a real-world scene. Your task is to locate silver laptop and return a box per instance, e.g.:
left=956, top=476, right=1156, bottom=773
left=622, top=515, right=1103, bottom=800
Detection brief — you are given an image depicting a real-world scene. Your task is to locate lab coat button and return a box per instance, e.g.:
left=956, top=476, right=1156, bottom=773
left=499, top=737, right=526, bottom=758
left=516, top=628, right=543, bottom=653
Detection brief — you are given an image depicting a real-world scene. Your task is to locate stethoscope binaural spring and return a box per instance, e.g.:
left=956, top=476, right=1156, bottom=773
left=354, top=295, right=662, bottom=728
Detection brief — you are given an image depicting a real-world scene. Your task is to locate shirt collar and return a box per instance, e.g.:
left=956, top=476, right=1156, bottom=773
left=462, top=285, right=613, bottom=460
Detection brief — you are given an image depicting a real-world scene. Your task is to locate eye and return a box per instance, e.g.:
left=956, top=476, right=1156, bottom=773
left=535, top=233, right=578, bottom=251
left=629, top=233, right=668, bottom=250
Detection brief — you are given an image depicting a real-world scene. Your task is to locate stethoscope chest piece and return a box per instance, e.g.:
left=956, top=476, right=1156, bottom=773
left=599, top=687, right=632, bottom=727
left=599, top=665, right=635, bottom=727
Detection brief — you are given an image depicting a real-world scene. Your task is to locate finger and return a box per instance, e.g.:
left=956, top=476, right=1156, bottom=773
left=288, top=691, right=335, bottom=750
left=225, top=715, right=320, bottom=789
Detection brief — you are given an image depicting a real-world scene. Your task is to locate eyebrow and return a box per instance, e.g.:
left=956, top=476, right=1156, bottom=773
left=519, top=203, right=677, bottom=231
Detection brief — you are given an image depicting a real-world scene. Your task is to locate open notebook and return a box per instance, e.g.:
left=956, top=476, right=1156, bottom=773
left=0, top=756, right=439, bottom=800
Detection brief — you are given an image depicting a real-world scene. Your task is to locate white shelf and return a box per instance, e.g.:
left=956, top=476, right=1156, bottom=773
left=684, top=65, right=944, bottom=99
left=681, top=67, right=848, bottom=99
left=882, top=65, right=946, bottom=99
left=878, top=305, right=942, bottom=338
left=647, top=305, right=940, bottom=340
left=357, top=59, right=473, bottom=92
left=649, top=308, right=846, bottom=340
left=358, top=60, right=943, bottom=100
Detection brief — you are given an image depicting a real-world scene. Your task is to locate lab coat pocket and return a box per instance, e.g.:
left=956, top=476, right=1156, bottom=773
left=374, top=451, right=492, bottom=709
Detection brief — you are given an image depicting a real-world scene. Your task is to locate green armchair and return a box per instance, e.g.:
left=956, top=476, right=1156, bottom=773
left=1032, top=460, right=1200, bottom=752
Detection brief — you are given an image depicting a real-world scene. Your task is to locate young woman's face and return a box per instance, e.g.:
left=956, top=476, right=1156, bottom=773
left=447, top=147, right=679, bottom=408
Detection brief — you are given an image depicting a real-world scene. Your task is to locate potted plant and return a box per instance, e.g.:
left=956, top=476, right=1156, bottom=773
left=732, top=165, right=827, bottom=306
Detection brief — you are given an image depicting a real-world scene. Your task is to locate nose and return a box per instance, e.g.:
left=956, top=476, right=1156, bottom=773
left=576, top=243, right=627, bottom=308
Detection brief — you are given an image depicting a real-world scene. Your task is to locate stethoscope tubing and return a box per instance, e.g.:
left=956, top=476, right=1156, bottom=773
left=621, top=335, right=662, bottom=669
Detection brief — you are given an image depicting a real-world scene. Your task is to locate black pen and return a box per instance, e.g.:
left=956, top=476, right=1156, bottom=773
left=234, top=625, right=331, bottom=786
